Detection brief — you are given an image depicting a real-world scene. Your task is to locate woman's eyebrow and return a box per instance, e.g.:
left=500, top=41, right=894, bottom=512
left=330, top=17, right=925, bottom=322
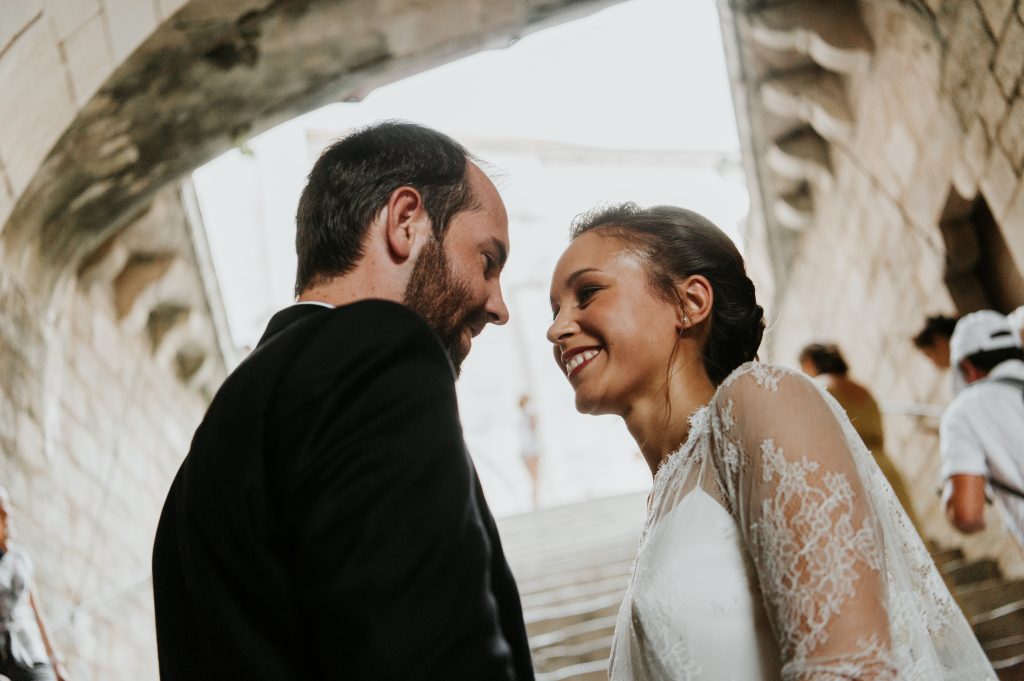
left=566, top=267, right=600, bottom=287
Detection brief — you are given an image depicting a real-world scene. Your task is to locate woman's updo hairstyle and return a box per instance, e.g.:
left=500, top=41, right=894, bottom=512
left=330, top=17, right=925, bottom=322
left=570, top=203, right=765, bottom=385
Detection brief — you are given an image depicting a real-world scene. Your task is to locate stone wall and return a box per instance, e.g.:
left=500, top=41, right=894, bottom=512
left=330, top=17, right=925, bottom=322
left=757, top=1, right=1024, bottom=576
left=0, top=265, right=206, bottom=681
left=0, top=182, right=227, bottom=681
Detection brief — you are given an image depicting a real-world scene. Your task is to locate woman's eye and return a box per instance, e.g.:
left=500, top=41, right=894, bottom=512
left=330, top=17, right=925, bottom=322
left=578, top=287, right=599, bottom=304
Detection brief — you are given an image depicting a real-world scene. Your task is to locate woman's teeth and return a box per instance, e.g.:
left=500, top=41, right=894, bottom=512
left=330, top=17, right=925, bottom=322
left=567, top=349, right=599, bottom=373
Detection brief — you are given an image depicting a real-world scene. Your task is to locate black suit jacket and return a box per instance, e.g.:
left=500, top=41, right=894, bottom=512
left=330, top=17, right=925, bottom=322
left=153, top=300, right=534, bottom=680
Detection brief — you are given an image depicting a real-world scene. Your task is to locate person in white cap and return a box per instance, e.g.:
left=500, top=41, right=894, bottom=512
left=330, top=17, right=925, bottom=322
left=1008, top=305, right=1024, bottom=346
left=940, top=309, right=1024, bottom=546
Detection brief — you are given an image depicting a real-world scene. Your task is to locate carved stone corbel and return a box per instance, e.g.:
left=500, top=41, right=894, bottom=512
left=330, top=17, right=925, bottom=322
left=748, top=1, right=872, bottom=75
left=774, top=186, right=814, bottom=231
left=760, top=68, right=854, bottom=143
left=766, top=126, right=833, bottom=188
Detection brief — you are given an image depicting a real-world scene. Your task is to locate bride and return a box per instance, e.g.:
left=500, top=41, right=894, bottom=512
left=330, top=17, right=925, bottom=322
left=546, top=204, right=995, bottom=680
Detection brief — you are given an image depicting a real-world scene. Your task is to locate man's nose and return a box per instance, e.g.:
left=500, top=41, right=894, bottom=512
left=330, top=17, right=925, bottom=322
left=487, top=284, right=510, bottom=326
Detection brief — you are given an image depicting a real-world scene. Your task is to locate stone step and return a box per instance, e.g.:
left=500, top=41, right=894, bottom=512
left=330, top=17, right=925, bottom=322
left=534, top=633, right=615, bottom=671
left=972, top=599, right=1024, bottom=644
left=986, top=633, right=1024, bottom=667
left=526, top=597, right=622, bottom=636
left=511, top=545, right=638, bottom=584
left=931, top=546, right=965, bottom=567
left=515, top=556, right=635, bottom=597
left=943, top=558, right=1002, bottom=586
left=956, top=579, right=1024, bottom=619
left=535, top=658, right=608, bottom=681
left=520, top=573, right=630, bottom=610
left=994, top=656, right=1024, bottom=681
left=529, top=614, right=619, bottom=649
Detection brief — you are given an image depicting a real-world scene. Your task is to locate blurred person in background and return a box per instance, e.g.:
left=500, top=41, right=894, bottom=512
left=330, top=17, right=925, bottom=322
left=940, top=310, right=1024, bottom=547
left=1008, top=306, right=1024, bottom=346
left=798, top=342, right=921, bottom=533
left=0, top=488, right=68, bottom=681
left=912, top=314, right=959, bottom=370
left=517, top=394, right=541, bottom=508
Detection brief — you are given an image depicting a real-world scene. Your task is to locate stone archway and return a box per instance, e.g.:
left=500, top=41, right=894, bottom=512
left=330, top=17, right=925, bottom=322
left=0, top=2, right=622, bottom=679
left=3, top=0, right=621, bottom=297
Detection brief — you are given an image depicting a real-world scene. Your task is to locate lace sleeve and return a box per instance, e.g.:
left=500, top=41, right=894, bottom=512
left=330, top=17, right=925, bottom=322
left=709, top=366, right=897, bottom=680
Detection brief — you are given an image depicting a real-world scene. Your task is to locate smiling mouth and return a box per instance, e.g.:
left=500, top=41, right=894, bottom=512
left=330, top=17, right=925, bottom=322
left=565, top=348, right=602, bottom=378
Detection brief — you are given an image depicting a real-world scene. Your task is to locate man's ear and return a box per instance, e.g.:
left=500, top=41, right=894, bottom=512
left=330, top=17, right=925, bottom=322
left=960, top=358, right=985, bottom=384
left=676, top=275, right=713, bottom=332
left=383, top=186, right=433, bottom=262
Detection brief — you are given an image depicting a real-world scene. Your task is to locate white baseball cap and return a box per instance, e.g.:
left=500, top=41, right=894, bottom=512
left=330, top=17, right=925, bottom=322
left=950, top=310, right=1023, bottom=392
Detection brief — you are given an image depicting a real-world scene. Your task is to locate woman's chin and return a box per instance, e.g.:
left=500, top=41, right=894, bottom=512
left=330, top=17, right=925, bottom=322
left=574, top=392, right=613, bottom=416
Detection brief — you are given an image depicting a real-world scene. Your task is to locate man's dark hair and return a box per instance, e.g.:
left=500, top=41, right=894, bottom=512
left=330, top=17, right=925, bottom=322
left=294, top=121, right=476, bottom=295
left=913, top=314, right=959, bottom=348
left=964, top=347, right=1024, bottom=373
left=799, top=342, right=849, bottom=376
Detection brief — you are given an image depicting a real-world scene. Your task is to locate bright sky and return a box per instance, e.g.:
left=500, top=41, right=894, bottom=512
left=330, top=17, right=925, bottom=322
left=193, top=0, right=747, bottom=516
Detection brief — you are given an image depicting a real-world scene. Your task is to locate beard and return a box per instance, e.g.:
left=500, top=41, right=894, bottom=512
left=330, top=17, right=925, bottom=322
left=403, top=237, right=485, bottom=376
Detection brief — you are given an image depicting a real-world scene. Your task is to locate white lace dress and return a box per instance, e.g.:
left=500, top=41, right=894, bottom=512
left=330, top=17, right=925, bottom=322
left=609, top=363, right=996, bottom=681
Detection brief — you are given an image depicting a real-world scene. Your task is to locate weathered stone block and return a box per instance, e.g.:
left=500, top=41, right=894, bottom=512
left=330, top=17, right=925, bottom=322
left=992, top=16, right=1024, bottom=98
left=977, top=0, right=1015, bottom=38
left=998, top=95, right=1024, bottom=171
left=943, top=1, right=996, bottom=126
left=102, top=0, right=158, bottom=62
left=980, top=146, right=1021, bottom=220
left=62, top=12, right=114, bottom=107
left=1000, top=184, right=1024, bottom=272
left=954, top=117, right=989, bottom=197
left=0, top=0, right=42, bottom=54
left=977, top=72, right=1009, bottom=141
left=0, top=18, right=76, bottom=195
left=43, top=0, right=100, bottom=40
left=884, top=122, right=919, bottom=191
left=0, top=165, right=12, bottom=232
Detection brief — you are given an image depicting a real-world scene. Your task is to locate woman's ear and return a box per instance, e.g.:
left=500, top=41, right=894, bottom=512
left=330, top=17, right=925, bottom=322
left=676, top=275, right=713, bottom=332
left=384, top=186, right=432, bottom=262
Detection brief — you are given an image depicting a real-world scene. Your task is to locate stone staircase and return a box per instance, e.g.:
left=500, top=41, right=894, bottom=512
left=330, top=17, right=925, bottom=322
left=931, top=546, right=1024, bottom=681
left=498, top=493, right=1024, bottom=680
left=497, top=492, right=646, bottom=680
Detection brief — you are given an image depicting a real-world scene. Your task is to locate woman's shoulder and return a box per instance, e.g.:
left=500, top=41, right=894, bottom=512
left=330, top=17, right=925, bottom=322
left=716, top=361, right=815, bottom=399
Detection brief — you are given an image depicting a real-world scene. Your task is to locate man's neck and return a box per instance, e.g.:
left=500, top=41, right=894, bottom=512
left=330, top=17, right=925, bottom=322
left=298, top=269, right=405, bottom=308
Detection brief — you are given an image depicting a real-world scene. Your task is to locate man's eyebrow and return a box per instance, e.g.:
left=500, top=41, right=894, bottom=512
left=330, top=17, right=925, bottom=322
left=490, top=237, right=508, bottom=267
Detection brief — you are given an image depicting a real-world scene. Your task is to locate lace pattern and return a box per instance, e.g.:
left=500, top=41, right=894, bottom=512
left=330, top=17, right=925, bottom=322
left=609, top=362, right=996, bottom=681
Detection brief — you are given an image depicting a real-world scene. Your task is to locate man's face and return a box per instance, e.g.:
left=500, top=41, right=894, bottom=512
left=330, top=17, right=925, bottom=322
left=403, top=163, right=510, bottom=375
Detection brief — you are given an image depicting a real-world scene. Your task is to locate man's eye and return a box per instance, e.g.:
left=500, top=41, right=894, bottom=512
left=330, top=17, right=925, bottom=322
left=483, top=254, right=495, bottom=273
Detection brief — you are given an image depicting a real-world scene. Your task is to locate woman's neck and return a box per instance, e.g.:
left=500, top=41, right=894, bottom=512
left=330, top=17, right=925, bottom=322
left=624, top=360, right=717, bottom=477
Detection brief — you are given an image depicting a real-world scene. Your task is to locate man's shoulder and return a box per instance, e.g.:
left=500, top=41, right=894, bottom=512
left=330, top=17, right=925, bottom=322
left=252, top=299, right=444, bottom=365
left=309, top=300, right=448, bottom=364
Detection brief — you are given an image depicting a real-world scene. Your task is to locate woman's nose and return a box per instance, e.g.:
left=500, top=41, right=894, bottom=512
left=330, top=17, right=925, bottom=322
left=546, top=311, right=576, bottom=344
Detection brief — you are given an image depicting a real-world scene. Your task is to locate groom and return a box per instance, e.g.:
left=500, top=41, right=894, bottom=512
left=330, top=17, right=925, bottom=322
left=152, top=122, right=534, bottom=680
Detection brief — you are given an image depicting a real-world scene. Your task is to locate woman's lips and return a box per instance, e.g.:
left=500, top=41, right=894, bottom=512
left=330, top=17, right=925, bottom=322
left=565, top=348, right=602, bottom=378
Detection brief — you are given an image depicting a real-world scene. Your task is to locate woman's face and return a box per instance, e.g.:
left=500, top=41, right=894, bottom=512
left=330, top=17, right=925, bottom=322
left=547, top=231, right=682, bottom=415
